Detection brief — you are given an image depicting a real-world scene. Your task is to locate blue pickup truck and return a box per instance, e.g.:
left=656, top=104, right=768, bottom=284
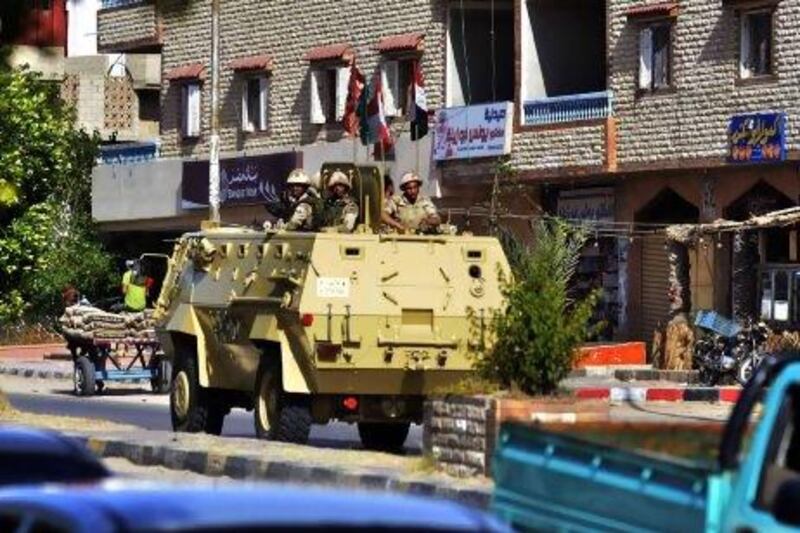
left=492, top=355, right=800, bottom=532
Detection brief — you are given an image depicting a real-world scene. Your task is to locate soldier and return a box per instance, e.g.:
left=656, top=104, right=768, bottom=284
left=382, top=172, right=441, bottom=233
left=323, top=170, right=359, bottom=233
left=282, top=169, right=322, bottom=231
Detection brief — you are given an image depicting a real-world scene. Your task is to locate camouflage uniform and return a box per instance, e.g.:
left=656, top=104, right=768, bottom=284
left=285, top=188, right=322, bottom=231
left=384, top=193, right=439, bottom=232
left=324, top=195, right=359, bottom=233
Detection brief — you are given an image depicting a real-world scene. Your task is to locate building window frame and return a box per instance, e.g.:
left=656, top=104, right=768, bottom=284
left=309, top=63, right=349, bottom=126
left=180, top=81, right=201, bottom=140
left=637, top=19, right=674, bottom=95
left=379, top=56, right=417, bottom=120
left=738, top=7, right=776, bottom=82
left=241, top=74, right=269, bottom=134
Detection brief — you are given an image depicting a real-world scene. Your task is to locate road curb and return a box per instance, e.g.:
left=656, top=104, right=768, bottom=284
left=575, top=386, right=741, bottom=403
left=69, top=434, right=491, bottom=507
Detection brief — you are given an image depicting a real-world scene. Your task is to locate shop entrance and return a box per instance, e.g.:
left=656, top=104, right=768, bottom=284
left=635, top=188, right=699, bottom=342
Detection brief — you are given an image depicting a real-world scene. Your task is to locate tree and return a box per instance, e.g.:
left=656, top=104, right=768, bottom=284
left=0, top=67, right=115, bottom=324
left=476, top=218, right=602, bottom=396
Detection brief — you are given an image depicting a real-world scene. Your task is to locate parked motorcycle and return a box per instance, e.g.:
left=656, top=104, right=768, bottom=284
left=692, top=311, right=770, bottom=386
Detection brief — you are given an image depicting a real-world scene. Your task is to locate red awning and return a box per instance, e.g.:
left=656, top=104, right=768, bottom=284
left=625, top=2, right=679, bottom=18
left=376, top=32, right=424, bottom=53
left=230, top=54, right=274, bottom=72
left=304, top=43, right=353, bottom=62
left=164, top=62, right=206, bottom=81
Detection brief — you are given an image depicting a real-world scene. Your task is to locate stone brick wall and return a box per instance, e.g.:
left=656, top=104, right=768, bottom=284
left=610, top=0, right=800, bottom=168
left=97, top=3, right=160, bottom=52
left=156, top=0, right=446, bottom=160
left=511, top=123, right=607, bottom=172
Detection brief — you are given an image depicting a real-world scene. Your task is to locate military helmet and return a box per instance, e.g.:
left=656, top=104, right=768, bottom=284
left=310, top=171, right=322, bottom=190
left=327, top=170, right=351, bottom=190
left=286, top=169, right=311, bottom=186
left=400, top=172, right=422, bottom=190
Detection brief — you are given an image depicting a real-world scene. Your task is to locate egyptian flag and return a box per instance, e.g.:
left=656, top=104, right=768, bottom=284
left=408, top=60, right=428, bottom=141
left=343, top=63, right=365, bottom=137
left=358, top=74, right=392, bottom=151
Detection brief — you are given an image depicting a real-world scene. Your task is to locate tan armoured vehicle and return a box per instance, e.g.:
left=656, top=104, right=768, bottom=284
left=153, top=163, right=509, bottom=450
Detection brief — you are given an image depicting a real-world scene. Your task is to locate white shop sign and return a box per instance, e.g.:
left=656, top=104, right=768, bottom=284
left=433, top=101, right=514, bottom=161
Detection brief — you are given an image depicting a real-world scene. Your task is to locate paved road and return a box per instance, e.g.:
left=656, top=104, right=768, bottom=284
left=6, top=391, right=424, bottom=452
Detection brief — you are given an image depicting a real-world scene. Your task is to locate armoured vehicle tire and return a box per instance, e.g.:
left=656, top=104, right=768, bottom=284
left=357, top=422, right=410, bottom=452
left=170, top=354, right=224, bottom=435
left=74, top=356, right=95, bottom=397
left=254, top=361, right=311, bottom=444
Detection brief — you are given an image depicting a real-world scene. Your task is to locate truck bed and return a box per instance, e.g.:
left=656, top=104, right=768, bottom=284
left=492, top=423, right=713, bottom=532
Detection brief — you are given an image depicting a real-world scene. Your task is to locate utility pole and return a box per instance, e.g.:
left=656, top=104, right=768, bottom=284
left=208, top=0, right=221, bottom=224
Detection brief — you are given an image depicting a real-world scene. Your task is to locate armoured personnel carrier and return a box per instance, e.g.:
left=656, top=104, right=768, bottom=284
left=153, top=163, right=509, bottom=450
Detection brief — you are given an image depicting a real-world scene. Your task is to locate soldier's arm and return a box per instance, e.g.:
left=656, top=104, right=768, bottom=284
left=341, top=203, right=359, bottom=233
left=381, top=199, right=406, bottom=232
left=285, top=203, right=312, bottom=231
left=423, top=199, right=442, bottom=225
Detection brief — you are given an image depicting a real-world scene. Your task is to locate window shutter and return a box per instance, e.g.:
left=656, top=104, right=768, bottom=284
left=381, top=61, right=400, bottom=117
left=335, top=67, right=349, bottom=121
left=638, top=27, right=653, bottom=90
left=259, top=76, right=269, bottom=131
left=241, top=80, right=250, bottom=131
left=309, top=69, right=326, bottom=125
left=740, top=14, right=751, bottom=79
left=181, top=85, right=189, bottom=136
left=187, top=83, right=201, bottom=137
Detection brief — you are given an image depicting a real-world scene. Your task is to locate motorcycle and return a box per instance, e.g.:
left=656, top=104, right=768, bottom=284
left=693, top=311, right=770, bottom=386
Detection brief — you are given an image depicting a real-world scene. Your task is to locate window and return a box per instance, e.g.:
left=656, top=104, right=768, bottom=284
left=242, top=76, right=269, bottom=132
left=181, top=82, right=201, bottom=138
left=310, top=67, right=348, bottom=125
left=740, top=10, right=773, bottom=79
left=381, top=59, right=414, bottom=118
left=138, top=89, right=160, bottom=123
left=639, top=22, right=672, bottom=92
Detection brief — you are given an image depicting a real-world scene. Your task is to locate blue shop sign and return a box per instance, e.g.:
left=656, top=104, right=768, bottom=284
left=728, top=113, right=787, bottom=164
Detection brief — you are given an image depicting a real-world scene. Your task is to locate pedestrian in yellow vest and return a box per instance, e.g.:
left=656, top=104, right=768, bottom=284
left=121, top=259, right=147, bottom=312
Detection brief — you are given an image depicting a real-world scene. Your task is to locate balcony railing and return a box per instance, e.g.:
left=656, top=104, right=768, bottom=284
left=100, top=0, right=147, bottom=9
left=99, top=142, right=160, bottom=165
left=523, top=90, right=613, bottom=127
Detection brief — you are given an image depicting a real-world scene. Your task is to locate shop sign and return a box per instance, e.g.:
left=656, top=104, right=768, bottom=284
left=433, top=101, right=513, bottom=161
left=557, top=188, right=615, bottom=222
left=728, top=113, right=787, bottom=164
left=182, top=152, right=300, bottom=209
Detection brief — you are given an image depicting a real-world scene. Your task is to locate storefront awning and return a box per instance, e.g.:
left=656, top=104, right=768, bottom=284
left=625, top=2, right=679, bottom=19
left=376, top=32, right=424, bottom=53
left=304, top=43, right=354, bottom=62
left=164, top=63, right=206, bottom=82
left=230, top=54, right=274, bottom=72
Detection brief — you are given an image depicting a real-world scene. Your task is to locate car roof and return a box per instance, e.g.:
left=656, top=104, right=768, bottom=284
left=0, top=426, right=83, bottom=455
left=0, top=483, right=508, bottom=532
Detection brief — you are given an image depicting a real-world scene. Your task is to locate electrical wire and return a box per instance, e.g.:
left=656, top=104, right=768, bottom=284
left=459, top=0, right=471, bottom=105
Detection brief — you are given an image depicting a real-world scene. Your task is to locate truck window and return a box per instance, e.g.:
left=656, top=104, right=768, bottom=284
left=756, top=386, right=800, bottom=510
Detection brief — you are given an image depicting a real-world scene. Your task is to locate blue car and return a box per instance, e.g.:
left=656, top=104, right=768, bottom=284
left=0, top=484, right=511, bottom=532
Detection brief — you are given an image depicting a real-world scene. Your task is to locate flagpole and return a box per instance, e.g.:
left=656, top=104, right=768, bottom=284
left=414, top=123, right=420, bottom=175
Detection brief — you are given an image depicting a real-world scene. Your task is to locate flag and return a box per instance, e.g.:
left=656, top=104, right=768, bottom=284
left=358, top=73, right=392, bottom=152
left=408, top=60, right=428, bottom=141
left=343, top=63, right=365, bottom=136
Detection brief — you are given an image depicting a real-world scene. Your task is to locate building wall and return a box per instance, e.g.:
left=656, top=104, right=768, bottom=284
left=67, top=0, right=100, bottom=57
left=92, top=159, right=184, bottom=222
left=7, top=45, right=65, bottom=80
left=97, top=2, right=161, bottom=52
left=610, top=0, right=800, bottom=168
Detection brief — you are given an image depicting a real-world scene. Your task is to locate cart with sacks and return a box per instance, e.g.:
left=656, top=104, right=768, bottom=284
left=60, top=305, right=170, bottom=396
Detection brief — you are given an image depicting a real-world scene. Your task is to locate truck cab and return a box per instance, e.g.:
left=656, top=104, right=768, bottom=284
left=492, top=355, right=800, bottom=532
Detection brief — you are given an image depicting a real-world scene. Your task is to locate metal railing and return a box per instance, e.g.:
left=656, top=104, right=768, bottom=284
left=100, top=0, right=148, bottom=9
left=99, top=142, right=160, bottom=165
left=523, top=90, right=613, bottom=127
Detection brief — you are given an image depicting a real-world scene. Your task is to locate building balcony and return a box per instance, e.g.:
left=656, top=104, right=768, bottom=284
left=523, top=90, right=613, bottom=127
left=98, top=0, right=161, bottom=53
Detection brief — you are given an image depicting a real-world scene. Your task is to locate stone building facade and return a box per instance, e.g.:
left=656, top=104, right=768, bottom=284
left=94, top=0, right=800, bottom=344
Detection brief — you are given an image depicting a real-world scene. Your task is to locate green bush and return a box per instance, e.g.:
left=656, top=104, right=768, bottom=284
left=477, top=218, right=602, bottom=396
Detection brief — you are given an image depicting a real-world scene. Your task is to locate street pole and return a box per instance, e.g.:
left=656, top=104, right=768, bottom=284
left=208, top=0, right=221, bottom=224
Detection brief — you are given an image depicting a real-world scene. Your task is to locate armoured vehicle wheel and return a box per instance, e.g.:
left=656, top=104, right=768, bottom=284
left=358, top=422, right=410, bottom=452
left=170, top=355, right=224, bottom=435
left=254, top=361, right=311, bottom=444
left=73, top=356, right=95, bottom=397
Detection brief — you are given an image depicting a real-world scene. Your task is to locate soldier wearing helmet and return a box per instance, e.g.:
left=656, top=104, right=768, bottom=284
left=281, top=169, right=322, bottom=231
left=323, top=170, right=359, bottom=233
left=382, top=172, right=440, bottom=233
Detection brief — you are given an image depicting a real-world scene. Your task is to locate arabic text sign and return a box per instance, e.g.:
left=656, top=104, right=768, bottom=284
left=433, top=102, right=514, bottom=161
left=728, top=113, right=787, bottom=164
left=557, top=188, right=615, bottom=222
left=182, top=152, right=300, bottom=209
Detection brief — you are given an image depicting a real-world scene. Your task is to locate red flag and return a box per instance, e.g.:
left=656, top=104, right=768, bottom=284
left=360, top=73, right=392, bottom=152
left=343, top=63, right=365, bottom=136
left=409, top=60, right=428, bottom=141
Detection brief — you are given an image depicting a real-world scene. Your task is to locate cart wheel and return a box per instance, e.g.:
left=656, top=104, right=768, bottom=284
left=151, top=359, right=172, bottom=394
left=74, top=356, right=96, bottom=397
left=96, top=380, right=105, bottom=394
